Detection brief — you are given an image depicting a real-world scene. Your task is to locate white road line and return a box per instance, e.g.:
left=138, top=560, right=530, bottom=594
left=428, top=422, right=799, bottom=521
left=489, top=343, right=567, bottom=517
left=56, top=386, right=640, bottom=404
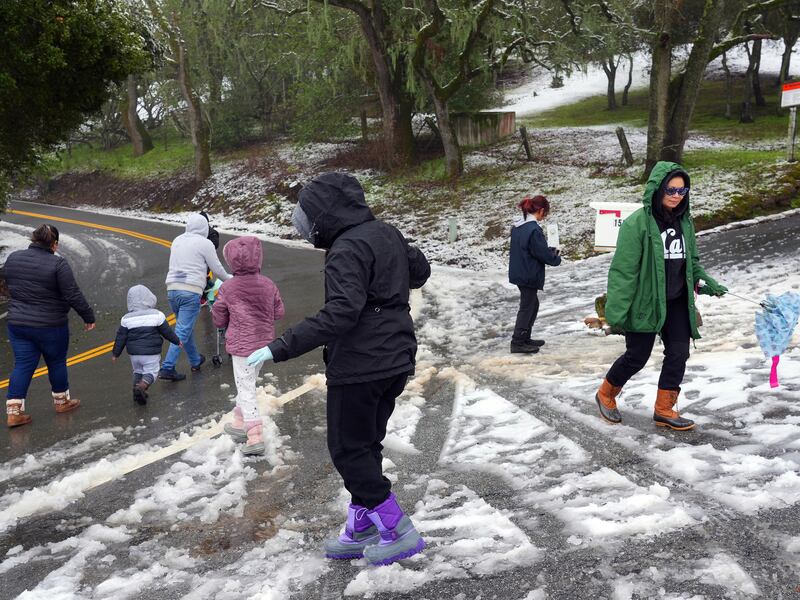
left=85, top=381, right=318, bottom=491
left=0, top=381, right=320, bottom=530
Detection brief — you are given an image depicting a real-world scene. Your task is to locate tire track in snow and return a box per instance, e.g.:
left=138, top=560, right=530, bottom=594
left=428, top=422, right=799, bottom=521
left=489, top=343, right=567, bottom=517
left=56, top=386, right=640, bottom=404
left=472, top=368, right=795, bottom=597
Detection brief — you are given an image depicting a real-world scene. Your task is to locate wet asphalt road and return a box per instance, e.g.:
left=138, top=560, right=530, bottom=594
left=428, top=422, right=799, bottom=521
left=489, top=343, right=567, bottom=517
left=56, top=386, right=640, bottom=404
left=0, top=203, right=798, bottom=599
left=0, top=200, right=326, bottom=461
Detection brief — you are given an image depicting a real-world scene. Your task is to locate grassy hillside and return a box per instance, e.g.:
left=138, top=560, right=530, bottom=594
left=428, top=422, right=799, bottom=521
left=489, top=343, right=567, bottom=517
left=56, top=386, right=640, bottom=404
left=523, top=77, right=788, bottom=142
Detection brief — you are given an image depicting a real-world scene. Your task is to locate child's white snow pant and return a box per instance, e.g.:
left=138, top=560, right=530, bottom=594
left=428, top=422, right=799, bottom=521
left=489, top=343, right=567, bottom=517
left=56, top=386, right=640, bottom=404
left=232, top=355, right=263, bottom=421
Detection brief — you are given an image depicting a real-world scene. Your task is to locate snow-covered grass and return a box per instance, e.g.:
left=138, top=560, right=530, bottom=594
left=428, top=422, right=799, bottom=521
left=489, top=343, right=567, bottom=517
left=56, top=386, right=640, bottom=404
left=18, top=43, right=796, bottom=272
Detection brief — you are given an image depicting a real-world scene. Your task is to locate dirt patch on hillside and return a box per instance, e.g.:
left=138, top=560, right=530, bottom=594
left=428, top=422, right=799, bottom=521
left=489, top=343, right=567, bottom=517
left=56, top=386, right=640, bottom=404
left=32, top=170, right=202, bottom=213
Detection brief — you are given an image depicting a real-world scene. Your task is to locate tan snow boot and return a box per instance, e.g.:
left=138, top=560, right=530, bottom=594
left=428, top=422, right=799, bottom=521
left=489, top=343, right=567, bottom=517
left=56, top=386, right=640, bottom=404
left=595, top=378, right=622, bottom=423
left=654, top=389, right=695, bottom=431
left=53, top=390, right=80, bottom=413
left=7, top=399, right=32, bottom=428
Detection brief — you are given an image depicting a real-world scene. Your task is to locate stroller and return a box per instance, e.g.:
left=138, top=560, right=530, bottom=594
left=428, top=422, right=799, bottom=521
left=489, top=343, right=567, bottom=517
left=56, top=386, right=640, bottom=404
left=204, top=276, right=226, bottom=368
left=212, top=328, right=226, bottom=367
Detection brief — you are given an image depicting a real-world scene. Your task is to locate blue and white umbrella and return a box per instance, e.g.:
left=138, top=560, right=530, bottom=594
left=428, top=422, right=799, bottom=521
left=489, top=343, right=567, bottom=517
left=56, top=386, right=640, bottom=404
left=753, top=292, right=800, bottom=388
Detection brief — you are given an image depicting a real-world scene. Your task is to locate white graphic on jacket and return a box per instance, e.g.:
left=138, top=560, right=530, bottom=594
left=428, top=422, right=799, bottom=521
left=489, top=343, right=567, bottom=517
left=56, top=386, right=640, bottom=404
left=661, top=228, right=685, bottom=260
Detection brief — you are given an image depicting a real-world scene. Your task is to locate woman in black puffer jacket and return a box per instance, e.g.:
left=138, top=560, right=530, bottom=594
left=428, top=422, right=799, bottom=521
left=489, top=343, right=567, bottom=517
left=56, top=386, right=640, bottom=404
left=4, top=224, right=95, bottom=427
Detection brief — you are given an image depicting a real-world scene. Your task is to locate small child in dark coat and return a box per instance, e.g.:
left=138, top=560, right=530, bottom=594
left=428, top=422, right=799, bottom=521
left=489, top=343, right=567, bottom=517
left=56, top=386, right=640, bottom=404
left=112, top=285, right=181, bottom=404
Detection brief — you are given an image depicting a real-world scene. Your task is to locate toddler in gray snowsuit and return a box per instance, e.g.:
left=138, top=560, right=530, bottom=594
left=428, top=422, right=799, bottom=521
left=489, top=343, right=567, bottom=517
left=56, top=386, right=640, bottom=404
left=112, top=285, right=181, bottom=404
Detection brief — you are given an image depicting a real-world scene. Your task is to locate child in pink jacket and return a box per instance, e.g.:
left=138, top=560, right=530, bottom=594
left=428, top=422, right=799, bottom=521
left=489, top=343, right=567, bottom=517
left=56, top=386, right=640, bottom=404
left=212, top=236, right=285, bottom=455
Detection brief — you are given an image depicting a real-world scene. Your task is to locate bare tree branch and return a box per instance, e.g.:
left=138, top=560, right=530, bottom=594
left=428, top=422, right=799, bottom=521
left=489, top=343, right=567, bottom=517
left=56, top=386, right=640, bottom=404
left=732, top=0, right=799, bottom=34
left=708, top=32, right=779, bottom=62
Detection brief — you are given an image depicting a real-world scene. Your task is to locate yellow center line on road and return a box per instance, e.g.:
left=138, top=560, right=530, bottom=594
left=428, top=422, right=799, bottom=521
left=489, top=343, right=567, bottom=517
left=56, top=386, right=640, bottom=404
left=8, top=208, right=173, bottom=249
left=1, top=210, right=176, bottom=389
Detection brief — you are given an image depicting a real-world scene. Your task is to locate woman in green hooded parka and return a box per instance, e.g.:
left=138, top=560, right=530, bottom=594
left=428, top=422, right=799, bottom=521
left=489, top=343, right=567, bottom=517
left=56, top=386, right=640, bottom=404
left=595, top=161, right=727, bottom=431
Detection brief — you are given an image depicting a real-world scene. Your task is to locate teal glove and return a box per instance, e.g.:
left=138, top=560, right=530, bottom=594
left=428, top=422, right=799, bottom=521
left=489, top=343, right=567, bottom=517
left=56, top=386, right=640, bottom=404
left=206, top=279, right=223, bottom=302
left=247, top=346, right=273, bottom=366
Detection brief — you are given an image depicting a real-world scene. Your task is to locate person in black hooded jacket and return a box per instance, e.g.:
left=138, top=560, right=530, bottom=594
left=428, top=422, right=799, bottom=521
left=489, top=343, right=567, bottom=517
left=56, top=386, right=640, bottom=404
left=246, top=172, right=430, bottom=566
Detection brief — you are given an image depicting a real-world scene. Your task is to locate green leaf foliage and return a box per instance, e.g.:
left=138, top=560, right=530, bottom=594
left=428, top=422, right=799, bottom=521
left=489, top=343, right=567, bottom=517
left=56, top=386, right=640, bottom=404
left=0, top=0, right=149, bottom=210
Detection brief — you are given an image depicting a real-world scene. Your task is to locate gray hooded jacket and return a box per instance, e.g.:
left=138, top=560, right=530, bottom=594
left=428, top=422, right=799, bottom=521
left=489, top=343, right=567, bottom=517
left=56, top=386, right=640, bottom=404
left=112, top=285, right=180, bottom=357
left=165, top=214, right=231, bottom=294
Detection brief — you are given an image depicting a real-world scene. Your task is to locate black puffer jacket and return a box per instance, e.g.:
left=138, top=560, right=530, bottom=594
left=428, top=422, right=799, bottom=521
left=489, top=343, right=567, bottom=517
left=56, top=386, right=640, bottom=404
left=112, top=285, right=180, bottom=357
left=269, top=173, right=431, bottom=385
left=4, top=244, right=95, bottom=327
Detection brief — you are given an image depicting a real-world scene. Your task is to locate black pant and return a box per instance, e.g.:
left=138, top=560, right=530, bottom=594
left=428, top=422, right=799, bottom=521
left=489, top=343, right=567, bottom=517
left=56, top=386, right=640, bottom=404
left=512, top=286, right=540, bottom=343
left=606, top=295, right=691, bottom=391
left=327, top=372, right=409, bottom=509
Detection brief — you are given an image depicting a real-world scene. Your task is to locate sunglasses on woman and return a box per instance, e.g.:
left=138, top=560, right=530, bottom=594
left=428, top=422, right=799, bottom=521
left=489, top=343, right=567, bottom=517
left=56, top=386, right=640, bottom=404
left=665, top=186, right=689, bottom=197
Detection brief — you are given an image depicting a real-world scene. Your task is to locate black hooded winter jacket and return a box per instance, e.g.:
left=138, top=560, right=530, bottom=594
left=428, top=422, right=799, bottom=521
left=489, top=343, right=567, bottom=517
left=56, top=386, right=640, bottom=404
left=4, top=243, right=95, bottom=328
left=268, top=172, right=431, bottom=385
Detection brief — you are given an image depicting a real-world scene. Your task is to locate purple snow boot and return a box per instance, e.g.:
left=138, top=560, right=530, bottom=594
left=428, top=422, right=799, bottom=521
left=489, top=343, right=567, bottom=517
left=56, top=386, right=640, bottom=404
left=362, top=493, right=425, bottom=566
left=323, top=503, right=380, bottom=559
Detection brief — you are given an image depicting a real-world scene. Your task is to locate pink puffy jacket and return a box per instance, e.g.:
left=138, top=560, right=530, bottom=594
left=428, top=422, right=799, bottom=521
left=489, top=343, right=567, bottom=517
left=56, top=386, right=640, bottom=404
left=211, top=236, right=285, bottom=356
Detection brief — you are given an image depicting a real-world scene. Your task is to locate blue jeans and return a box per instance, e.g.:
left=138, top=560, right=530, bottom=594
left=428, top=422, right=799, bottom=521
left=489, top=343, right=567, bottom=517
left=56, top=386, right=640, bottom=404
left=7, top=324, right=70, bottom=399
left=161, top=290, right=202, bottom=371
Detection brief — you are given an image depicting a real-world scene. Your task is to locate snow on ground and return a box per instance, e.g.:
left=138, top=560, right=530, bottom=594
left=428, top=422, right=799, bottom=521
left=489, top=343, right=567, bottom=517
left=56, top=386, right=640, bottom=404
left=499, top=41, right=790, bottom=118
left=0, top=220, right=94, bottom=266
left=46, top=118, right=770, bottom=273
left=413, top=206, right=800, bottom=522
left=15, top=43, right=792, bottom=272
left=345, top=480, right=541, bottom=597
left=2, top=41, right=799, bottom=600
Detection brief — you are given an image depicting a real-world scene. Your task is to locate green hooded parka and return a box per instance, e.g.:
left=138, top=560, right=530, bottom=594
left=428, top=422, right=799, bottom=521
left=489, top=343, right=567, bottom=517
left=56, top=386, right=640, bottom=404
left=605, top=161, right=725, bottom=339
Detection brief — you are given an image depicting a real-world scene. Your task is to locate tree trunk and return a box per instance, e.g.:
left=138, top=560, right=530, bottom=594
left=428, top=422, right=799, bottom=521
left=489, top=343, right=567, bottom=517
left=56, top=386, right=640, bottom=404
left=372, top=61, right=415, bottom=168
left=722, top=51, right=732, bottom=119
left=778, top=31, right=798, bottom=88
left=430, top=91, right=462, bottom=178
left=622, top=54, right=633, bottom=106
left=121, top=75, right=154, bottom=157
left=144, top=0, right=211, bottom=180
left=645, top=30, right=673, bottom=176
left=177, top=39, right=211, bottom=180
left=740, top=43, right=756, bottom=123
left=602, top=58, right=618, bottom=110
left=753, top=39, right=766, bottom=107
left=354, top=9, right=415, bottom=168
left=659, top=0, right=725, bottom=165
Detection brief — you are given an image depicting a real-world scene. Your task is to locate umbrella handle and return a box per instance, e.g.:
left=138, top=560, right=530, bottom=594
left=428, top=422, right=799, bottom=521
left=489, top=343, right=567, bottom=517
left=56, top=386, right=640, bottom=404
left=770, top=355, right=780, bottom=388
left=725, top=290, right=766, bottom=308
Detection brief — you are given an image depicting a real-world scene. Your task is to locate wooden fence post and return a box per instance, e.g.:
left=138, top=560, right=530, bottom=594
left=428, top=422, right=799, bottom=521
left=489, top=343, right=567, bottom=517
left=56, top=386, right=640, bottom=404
left=361, top=110, right=368, bottom=142
left=520, top=126, right=533, bottom=161
left=615, top=127, right=634, bottom=166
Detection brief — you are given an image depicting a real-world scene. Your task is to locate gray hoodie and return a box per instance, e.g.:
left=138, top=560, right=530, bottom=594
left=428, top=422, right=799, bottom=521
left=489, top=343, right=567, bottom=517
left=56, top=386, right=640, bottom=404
left=165, top=214, right=231, bottom=294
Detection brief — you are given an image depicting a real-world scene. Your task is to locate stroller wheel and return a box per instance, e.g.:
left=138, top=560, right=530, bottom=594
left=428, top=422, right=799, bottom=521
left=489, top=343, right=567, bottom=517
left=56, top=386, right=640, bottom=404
left=212, top=355, right=222, bottom=367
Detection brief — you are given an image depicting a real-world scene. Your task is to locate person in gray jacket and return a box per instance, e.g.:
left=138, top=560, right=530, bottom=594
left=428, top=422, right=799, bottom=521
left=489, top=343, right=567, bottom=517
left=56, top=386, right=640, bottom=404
left=112, top=285, right=181, bottom=404
left=159, top=214, right=231, bottom=381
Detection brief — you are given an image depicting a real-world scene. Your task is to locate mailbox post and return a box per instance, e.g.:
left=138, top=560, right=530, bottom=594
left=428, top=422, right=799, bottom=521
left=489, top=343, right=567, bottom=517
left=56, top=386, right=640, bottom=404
left=782, top=82, right=800, bottom=163
left=589, top=202, right=641, bottom=252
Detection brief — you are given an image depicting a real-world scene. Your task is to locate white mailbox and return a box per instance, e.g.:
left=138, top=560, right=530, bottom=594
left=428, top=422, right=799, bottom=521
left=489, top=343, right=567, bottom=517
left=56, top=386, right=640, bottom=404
left=590, top=202, right=641, bottom=252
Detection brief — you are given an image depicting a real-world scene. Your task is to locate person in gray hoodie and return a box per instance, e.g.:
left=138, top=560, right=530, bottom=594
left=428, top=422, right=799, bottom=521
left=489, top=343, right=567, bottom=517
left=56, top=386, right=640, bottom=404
left=159, top=214, right=231, bottom=381
left=112, top=285, right=181, bottom=404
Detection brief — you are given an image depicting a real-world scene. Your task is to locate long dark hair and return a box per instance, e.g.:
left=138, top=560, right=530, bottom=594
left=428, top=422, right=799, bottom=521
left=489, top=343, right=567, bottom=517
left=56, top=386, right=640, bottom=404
left=518, top=195, right=550, bottom=219
left=31, top=224, right=59, bottom=247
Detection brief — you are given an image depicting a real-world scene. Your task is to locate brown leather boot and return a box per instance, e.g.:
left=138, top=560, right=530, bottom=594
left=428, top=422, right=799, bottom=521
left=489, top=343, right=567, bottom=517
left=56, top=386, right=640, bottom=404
left=132, top=380, right=149, bottom=405
left=53, top=390, right=80, bottom=413
left=654, top=389, right=695, bottom=431
left=7, top=399, right=32, bottom=428
left=595, top=378, right=622, bottom=423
